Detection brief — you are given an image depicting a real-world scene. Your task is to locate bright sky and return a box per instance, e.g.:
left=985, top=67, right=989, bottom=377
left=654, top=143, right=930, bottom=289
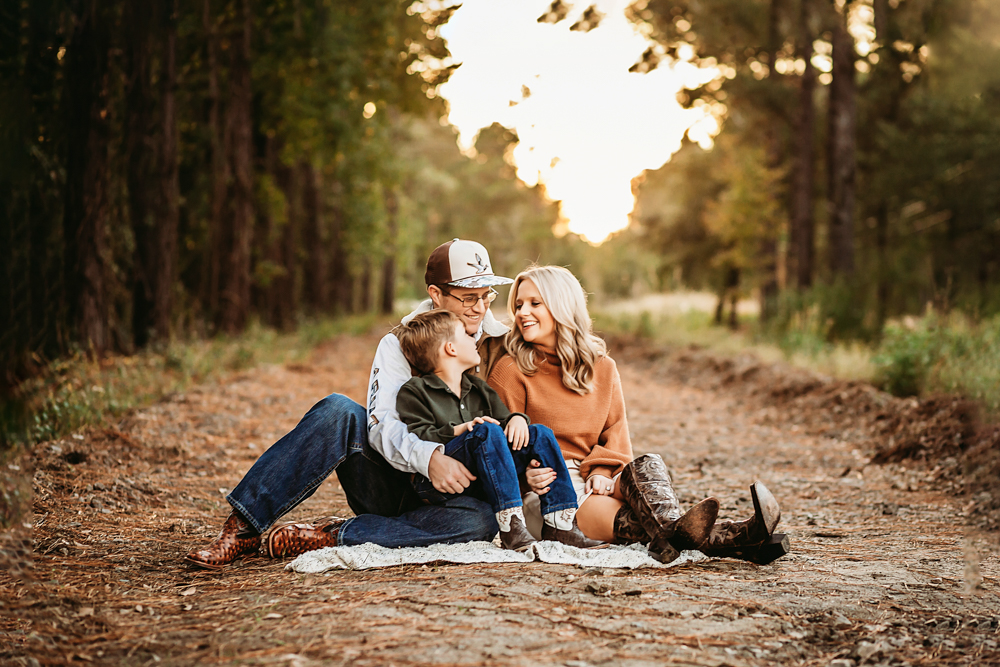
left=437, top=0, right=718, bottom=243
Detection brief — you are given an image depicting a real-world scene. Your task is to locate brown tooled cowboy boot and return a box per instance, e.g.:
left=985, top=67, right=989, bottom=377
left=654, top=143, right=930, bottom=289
left=266, top=517, right=346, bottom=558
left=185, top=511, right=261, bottom=570
left=618, top=454, right=719, bottom=563
left=700, top=481, right=790, bottom=565
left=612, top=505, right=650, bottom=545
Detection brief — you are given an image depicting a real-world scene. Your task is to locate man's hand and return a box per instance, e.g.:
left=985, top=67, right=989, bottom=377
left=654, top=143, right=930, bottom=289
left=427, top=449, right=476, bottom=495
left=525, top=459, right=556, bottom=495
left=453, top=415, right=500, bottom=436
left=505, top=415, right=529, bottom=450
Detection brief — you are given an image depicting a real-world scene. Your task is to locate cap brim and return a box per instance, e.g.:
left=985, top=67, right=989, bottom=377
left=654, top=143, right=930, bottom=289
left=449, top=274, right=514, bottom=289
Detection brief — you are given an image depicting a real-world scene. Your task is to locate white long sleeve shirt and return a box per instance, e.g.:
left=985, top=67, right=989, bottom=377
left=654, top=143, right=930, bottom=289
left=365, top=300, right=509, bottom=479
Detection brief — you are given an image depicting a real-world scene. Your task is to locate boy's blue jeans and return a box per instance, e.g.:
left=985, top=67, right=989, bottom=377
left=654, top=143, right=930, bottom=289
left=411, top=422, right=577, bottom=516
left=227, top=394, right=499, bottom=548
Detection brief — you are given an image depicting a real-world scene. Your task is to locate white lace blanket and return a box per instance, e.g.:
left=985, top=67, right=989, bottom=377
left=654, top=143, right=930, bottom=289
left=286, top=540, right=706, bottom=573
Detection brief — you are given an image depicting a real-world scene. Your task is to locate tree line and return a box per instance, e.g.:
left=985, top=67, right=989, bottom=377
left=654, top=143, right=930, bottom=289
left=1, top=0, right=527, bottom=393
left=612, top=0, right=1000, bottom=336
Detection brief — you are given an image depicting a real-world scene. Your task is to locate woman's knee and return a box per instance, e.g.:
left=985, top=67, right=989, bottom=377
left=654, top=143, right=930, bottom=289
left=577, top=495, right=622, bottom=542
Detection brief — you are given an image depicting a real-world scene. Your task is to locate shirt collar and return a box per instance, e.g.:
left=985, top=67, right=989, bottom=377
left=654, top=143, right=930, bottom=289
left=421, top=372, right=473, bottom=396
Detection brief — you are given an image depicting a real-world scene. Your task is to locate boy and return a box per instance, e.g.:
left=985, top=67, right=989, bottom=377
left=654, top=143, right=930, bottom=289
left=395, top=310, right=602, bottom=551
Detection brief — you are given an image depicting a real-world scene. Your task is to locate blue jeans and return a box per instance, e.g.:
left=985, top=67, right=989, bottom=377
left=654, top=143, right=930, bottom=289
left=412, top=422, right=577, bottom=516
left=227, top=394, right=498, bottom=548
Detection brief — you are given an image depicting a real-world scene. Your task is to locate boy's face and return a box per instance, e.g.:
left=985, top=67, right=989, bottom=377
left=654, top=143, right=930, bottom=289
left=449, top=320, right=481, bottom=369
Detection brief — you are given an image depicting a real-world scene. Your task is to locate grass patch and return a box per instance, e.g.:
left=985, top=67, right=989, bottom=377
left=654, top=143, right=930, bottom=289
left=593, top=308, right=875, bottom=382
left=593, top=303, right=1000, bottom=419
left=873, top=313, right=1000, bottom=414
left=0, top=314, right=380, bottom=452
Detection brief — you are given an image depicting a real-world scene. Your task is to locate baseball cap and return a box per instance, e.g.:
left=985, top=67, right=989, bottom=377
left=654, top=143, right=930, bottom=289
left=424, top=239, right=514, bottom=288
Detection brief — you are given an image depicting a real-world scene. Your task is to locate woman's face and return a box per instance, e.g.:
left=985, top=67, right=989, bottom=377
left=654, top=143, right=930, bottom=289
left=514, top=278, right=557, bottom=349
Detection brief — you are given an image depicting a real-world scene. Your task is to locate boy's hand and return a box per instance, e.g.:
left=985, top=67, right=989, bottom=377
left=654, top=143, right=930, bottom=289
left=505, top=415, right=529, bottom=450
left=428, top=450, right=476, bottom=494
left=454, top=415, right=500, bottom=436
left=525, top=459, right=556, bottom=495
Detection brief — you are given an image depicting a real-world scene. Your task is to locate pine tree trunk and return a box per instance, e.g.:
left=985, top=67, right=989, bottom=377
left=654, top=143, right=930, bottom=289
left=261, top=136, right=296, bottom=330
left=154, top=0, right=179, bottom=339
left=203, top=0, right=226, bottom=324
left=758, top=0, right=784, bottom=321
left=874, top=0, right=889, bottom=38
left=300, top=161, right=328, bottom=312
left=278, top=162, right=299, bottom=327
left=827, top=14, right=856, bottom=277
left=359, top=257, right=373, bottom=312
left=791, top=0, right=816, bottom=289
left=875, top=202, right=889, bottom=328
left=125, top=0, right=155, bottom=348
left=380, top=189, right=398, bottom=315
left=329, top=180, right=353, bottom=314
left=63, top=0, right=110, bottom=354
left=218, top=0, right=254, bottom=333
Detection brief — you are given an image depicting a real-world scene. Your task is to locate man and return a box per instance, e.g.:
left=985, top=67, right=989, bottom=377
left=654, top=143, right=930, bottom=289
left=185, top=239, right=514, bottom=569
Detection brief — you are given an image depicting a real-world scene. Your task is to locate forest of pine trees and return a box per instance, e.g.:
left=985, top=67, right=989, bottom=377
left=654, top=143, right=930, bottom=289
left=621, top=0, right=1000, bottom=336
left=3, top=0, right=1000, bottom=397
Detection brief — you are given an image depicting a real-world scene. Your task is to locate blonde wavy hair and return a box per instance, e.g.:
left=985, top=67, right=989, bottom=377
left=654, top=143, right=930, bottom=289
left=504, top=265, right=606, bottom=395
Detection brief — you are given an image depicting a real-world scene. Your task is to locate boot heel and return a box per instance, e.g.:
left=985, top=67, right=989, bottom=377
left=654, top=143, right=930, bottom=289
left=750, top=533, right=790, bottom=565
left=647, top=536, right=680, bottom=564
left=706, top=533, right=791, bottom=565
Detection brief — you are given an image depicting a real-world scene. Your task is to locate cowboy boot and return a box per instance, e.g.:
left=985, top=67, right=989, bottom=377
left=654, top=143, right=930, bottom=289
left=184, top=511, right=261, bottom=570
left=541, top=511, right=606, bottom=549
left=619, top=454, right=719, bottom=563
left=500, top=514, right=537, bottom=552
left=266, top=517, right=346, bottom=558
left=612, top=505, right=649, bottom=545
left=699, top=481, right=790, bottom=564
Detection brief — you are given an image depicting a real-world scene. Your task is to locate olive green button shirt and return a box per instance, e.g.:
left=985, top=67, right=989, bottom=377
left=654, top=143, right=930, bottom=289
left=396, top=373, right=530, bottom=445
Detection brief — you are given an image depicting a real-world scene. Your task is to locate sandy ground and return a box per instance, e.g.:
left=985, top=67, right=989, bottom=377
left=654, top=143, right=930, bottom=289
left=2, top=331, right=999, bottom=667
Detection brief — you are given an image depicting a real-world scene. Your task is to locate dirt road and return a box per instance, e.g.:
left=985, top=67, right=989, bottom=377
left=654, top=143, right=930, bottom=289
left=3, top=331, right=999, bottom=666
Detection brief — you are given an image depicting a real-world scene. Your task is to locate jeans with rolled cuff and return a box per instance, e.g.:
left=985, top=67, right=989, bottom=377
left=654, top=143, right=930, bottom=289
left=226, top=394, right=498, bottom=547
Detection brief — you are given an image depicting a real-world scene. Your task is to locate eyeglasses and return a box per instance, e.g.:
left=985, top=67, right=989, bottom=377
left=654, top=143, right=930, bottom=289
left=441, top=288, right=499, bottom=308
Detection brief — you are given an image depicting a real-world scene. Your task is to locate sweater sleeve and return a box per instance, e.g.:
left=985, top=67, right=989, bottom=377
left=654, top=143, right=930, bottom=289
left=579, top=358, right=633, bottom=480
left=395, top=380, right=458, bottom=445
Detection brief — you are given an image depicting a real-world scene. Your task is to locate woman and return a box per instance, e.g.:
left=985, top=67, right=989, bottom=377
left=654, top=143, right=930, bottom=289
left=488, top=266, right=787, bottom=563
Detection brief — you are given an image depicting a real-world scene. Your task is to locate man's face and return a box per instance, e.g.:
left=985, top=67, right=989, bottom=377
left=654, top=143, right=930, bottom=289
left=428, top=285, right=495, bottom=335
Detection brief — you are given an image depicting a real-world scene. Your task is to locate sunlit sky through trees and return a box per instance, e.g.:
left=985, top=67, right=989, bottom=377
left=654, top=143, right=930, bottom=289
left=437, top=0, right=719, bottom=244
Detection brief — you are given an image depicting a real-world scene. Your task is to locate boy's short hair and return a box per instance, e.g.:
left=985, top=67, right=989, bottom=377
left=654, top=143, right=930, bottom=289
left=396, top=310, right=462, bottom=375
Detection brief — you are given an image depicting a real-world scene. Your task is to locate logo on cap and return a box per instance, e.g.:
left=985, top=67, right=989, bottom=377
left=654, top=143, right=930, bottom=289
left=468, top=253, right=489, bottom=275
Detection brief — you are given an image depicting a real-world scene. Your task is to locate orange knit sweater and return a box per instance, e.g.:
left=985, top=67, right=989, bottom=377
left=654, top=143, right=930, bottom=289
left=488, top=350, right=633, bottom=480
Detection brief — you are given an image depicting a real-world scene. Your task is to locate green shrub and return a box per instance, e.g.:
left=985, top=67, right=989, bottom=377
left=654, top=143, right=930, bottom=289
left=871, top=313, right=1000, bottom=414
left=872, top=325, right=937, bottom=397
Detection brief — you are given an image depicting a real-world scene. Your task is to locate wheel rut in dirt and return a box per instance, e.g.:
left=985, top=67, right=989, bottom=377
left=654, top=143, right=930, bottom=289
left=3, top=331, right=999, bottom=666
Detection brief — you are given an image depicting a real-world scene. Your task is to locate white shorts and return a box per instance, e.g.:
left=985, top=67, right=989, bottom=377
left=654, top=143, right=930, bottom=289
left=522, top=459, right=619, bottom=539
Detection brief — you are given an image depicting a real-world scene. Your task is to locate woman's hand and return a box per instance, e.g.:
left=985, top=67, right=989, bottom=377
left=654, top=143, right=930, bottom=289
left=525, top=459, right=556, bottom=495
left=585, top=474, right=615, bottom=496
left=505, top=415, right=529, bottom=450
